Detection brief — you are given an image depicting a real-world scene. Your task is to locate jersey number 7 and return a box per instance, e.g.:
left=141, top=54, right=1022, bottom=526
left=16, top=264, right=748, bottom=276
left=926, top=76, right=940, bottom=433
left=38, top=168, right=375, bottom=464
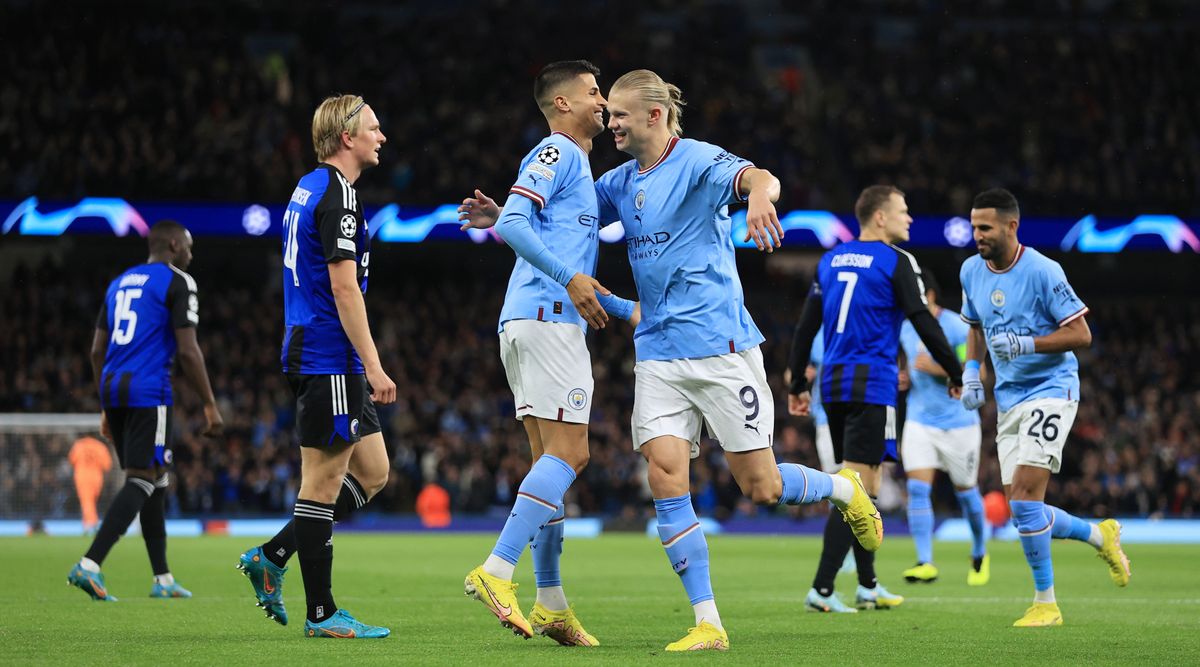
left=835, top=271, right=859, bottom=334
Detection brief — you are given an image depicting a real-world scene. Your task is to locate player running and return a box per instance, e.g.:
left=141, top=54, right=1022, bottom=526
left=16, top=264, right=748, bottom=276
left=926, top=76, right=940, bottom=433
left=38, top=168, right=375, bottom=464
left=898, top=268, right=990, bottom=586
left=458, top=60, right=638, bottom=647
left=592, top=70, right=881, bottom=651
left=69, top=219, right=224, bottom=601
left=960, top=188, right=1131, bottom=628
left=787, top=185, right=964, bottom=614
left=237, top=95, right=395, bottom=639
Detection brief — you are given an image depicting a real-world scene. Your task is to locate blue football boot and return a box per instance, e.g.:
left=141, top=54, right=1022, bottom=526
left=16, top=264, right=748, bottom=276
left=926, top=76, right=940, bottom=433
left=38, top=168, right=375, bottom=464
left=236, top=546, right=288, bottom=625
left=304, top=609, right=390, bottom=639
left=149, top=581, right=193, bottom=598
left=68, top=563, right=118, bottom=602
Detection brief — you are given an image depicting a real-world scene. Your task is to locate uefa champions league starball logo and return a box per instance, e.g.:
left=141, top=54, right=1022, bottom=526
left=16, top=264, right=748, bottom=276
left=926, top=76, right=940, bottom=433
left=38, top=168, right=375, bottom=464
left=537, top=145, right=560, bottom=166
left=944, top=216, right=973, bottom=247
left=340, top=214, right=357, bottom=237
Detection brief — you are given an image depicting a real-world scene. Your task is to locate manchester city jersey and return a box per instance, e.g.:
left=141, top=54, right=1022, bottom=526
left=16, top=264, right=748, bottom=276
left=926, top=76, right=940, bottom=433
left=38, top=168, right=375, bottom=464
left=96, top=262, right=199, bottom=408
left=809, top=329, right=828, bottom=426
left=960, top=245, right=1087, bottom=412
left=900, top=309, right=978, bottom=429
left=281, top=163, right=370, bottom=375
left=498, top=131, right=604, bottom=332
left=595, top=137, right=763, bottom=361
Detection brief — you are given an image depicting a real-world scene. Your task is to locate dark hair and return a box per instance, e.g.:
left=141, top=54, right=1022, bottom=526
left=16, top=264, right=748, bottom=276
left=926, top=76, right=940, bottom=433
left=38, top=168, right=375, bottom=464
left=534, top=60, right=601, bottom=110
left=919, top=265, right=941, bottom=300
left=148, top=219, right=188, bottom=253
left=854, top=185, right=904, bottom=226
left=972, top=187, right=1020, bottom=219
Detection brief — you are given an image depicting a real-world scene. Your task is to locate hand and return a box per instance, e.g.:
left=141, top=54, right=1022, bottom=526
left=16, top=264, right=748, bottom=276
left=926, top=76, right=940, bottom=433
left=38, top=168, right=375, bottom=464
left=202, top=403, right=225, bottom=437
left=629, top=301, right=641, bottom=328
left=366, top=364, right=397, bottom=404
left=100, top=411, right=112, bottom=440
left=989, top=331, right=1035, bottom=362
left=743, top=190, right=783, bottom=252
left=566, top=273, right=610, bottom=329
left=948, top=385, right=963, bottom=400
left=458, top=189, right=500, bottom=230
left=788, top=391, right=811, bottom=417
left=961, top=363, right=985, bottom=410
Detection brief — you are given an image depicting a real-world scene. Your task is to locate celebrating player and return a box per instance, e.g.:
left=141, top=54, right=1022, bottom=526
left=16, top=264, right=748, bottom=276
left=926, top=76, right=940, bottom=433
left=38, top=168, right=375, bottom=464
left=898, top=268, right=990, bottom=586
left=459, top=60, right=636, bottom=647
left=68, top=219, right=224, bottom=601
left=593, top=70, right=881, bottom=651
left=237, top=94, right=395, bottom=639
left=787, top=185, right=964, bottom=613
left=960, top=188, right=1131, bottom=627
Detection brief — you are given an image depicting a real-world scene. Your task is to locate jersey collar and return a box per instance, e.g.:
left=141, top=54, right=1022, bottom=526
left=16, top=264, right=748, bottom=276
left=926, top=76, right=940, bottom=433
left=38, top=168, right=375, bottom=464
left=638, top=136, right=680, bottom=175
left=986, top=244, right=1025, bottom=274
left=552, top=130, right=583, bottom=151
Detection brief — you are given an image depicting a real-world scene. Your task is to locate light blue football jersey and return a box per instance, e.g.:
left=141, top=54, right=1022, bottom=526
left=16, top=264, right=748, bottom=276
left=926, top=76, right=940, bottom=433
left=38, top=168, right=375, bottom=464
left=809, top=329, right=828, bottom=426
left=595, top=137, right=764, bottom=361
left=498, top=131, right=603, bottom=332
left=960, top=245, right=1088, bottom=412
left=900, top=310, right=978, bottom=429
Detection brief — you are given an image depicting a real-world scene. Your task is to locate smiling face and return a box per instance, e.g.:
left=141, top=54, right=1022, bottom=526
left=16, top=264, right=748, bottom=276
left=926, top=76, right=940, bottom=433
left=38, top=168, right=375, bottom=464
left=557, top=73, right=607, bottom=137
left=606, top=88, right=657, bottom=156
left=970, top=207, right=1017, bottom=261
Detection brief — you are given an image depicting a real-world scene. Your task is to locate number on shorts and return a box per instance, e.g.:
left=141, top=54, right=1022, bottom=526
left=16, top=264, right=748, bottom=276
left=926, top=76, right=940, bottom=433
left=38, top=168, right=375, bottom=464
left=1026, top=409, right=1062, bottom=441
left=739, top=385, right=759, bottom=421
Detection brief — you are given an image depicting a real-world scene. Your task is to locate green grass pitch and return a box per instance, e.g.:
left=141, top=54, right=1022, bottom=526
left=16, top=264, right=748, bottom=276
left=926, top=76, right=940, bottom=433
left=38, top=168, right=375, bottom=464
left=5, top=533, right=1198, bottom=664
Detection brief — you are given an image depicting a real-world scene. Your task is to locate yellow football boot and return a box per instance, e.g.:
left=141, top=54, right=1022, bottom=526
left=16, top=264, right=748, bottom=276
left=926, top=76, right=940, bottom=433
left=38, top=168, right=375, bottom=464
left=967, top=555, right=990, bottom=586
left=664, top=621, right=728, bottom=651
left=463, top=566, right=533, bottom=639
left=1012, top=602, right=1063, bottom=627
left=1096, top=519, right=1131, bottom=587
left=902, top=562, right=940, bottom=583
left=529, top=603, right=599, bottom=647
left=834, top=468, right=883, bottom=551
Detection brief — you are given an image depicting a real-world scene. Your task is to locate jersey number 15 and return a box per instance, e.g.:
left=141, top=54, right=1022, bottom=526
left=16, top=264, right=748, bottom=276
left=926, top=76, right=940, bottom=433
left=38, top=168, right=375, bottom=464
left=111, top=288, right=142, bottom=346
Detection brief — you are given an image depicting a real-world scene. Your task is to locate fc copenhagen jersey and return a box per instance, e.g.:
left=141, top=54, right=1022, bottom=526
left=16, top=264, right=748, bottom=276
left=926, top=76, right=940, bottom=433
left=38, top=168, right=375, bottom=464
left=281, top=163, right=370, bottom=375
left=96, top=262, right=198, bottom=408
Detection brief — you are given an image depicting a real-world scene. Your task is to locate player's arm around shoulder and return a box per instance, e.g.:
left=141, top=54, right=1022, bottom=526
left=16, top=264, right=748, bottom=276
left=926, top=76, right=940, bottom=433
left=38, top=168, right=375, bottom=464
left=328, top=259, right=395, bottom=404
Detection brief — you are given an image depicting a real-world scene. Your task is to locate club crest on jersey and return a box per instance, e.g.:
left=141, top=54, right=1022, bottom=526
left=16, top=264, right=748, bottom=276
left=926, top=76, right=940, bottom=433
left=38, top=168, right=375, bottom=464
left=568, top=388, right=588, bottom=410
left=635, top=190, right=646, bottom=210
left=990, top=289, right=1006, bottom=308
left=340, top=214, right=357, bottom=238
left=536, top=145, right=560, bottom=166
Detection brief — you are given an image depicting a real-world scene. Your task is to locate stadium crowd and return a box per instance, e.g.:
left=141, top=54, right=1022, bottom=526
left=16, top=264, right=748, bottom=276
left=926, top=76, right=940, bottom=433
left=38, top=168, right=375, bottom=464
left=2, top=250, right=1197, bottom=522
left=2, top=1, right=1199, bottom=217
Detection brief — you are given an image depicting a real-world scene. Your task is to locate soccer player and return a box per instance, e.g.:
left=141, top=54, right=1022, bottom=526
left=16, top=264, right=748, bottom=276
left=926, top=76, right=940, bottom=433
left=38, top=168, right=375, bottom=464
left=68, top=219, right=224, bottom=601
left=804, top=331, right=837, bottom=473
left=898, top=268, right=990, bottom=586
left=237, top=94, right=395, bottom=638
left=595, top=69, right=882, bottom=651
left=787, top=185, right=964, bottom=614
left=960, top=188, right=1131, bottom=627
left=459, top=60, right=635, bottom=647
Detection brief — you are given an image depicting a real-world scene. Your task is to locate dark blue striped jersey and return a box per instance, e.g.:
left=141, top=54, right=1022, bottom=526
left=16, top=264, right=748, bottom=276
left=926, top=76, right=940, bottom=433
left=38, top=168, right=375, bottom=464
left=813, top=240, right=928, bottom=407
left=281, top=164, right=370, bottom=375
left=95, top=262, right=199, bottom=408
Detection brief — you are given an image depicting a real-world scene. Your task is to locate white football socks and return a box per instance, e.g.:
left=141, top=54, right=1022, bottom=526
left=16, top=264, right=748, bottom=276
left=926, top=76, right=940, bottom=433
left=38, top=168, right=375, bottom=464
left=1034, top=586, right=1056, bottom=603
left=1087, top=524, right=1104, bottom=548
left=482, top=554, right=516, bottom=581
left=79, top=557, right=101, bottom=573
left=830, top=474, right=855, bottom=506
left=535, top=585, right=569, bottom=611
left=693, top=599, right=723, bottom=630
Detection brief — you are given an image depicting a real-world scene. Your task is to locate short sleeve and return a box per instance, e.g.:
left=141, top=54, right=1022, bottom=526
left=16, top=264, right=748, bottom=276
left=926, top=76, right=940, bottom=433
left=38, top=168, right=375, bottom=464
left=959, top=265, right=980, bottom=324
left=95, top=300, right=109, bottom=330
left=695, top=144, right=754, bottom=206
left=509, top=142, right=575, bottom=210
left=1037, top=260, right=1088, bottom=326
left=317, top=174, right=361, bottom=263
left=168, top=271, right=199, bottom=329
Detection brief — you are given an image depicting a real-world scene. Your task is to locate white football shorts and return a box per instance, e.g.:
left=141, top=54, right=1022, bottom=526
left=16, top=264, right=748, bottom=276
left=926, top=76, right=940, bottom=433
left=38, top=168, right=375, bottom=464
left=900, top=420, right=983, bottom=488
left=995, top=397, right=1079, bottom=485
left=499, top=319, right=593, bottom=424
left=632, top=346, right=774, bottom=459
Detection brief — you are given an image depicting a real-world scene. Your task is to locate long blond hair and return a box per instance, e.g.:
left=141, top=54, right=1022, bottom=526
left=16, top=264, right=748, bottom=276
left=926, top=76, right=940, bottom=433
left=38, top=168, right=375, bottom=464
left=611, top=70, right=685, bottom=136
left=311, top=94, right=366, bottom=161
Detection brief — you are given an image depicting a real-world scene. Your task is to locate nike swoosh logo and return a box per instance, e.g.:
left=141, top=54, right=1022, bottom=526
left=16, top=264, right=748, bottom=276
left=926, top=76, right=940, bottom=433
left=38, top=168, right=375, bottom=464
left=263, top=571, right=275, bottom=594
left=321, top=627, right=356, bottom=638
left=479, top=578, right=512, bottom=617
